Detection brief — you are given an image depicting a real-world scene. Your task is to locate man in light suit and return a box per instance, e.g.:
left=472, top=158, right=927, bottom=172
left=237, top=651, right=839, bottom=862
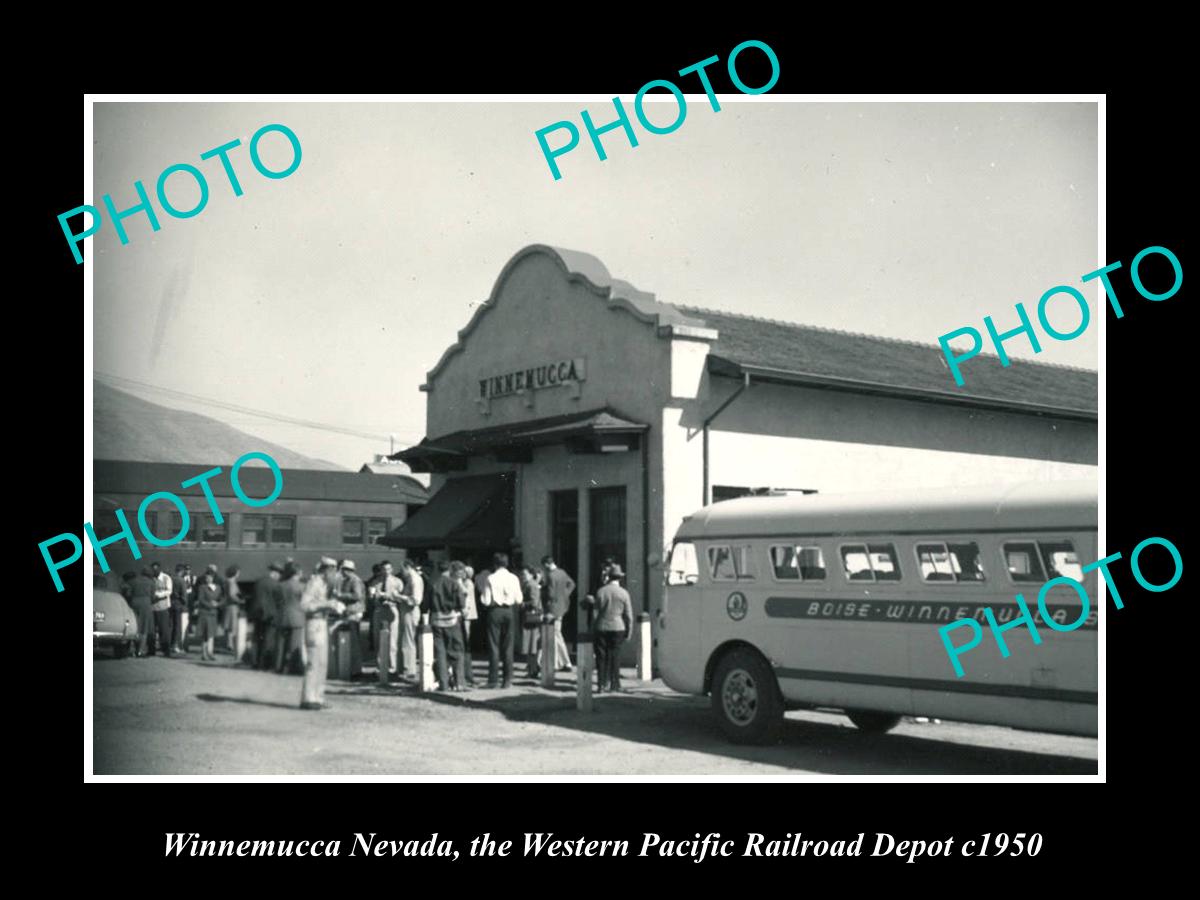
left=541, top=556, right=576, bottom=673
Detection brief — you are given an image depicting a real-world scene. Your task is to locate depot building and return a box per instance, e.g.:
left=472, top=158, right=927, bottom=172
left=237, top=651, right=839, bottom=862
left=382, top=245, right=1097, bottom=649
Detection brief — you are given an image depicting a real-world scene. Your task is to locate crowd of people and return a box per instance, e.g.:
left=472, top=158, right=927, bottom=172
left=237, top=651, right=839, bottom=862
left=107, top=551, right=635, bottom=709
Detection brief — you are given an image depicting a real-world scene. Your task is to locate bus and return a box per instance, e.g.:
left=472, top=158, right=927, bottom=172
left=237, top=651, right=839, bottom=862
left=658, top=480, right=1098, bottom=744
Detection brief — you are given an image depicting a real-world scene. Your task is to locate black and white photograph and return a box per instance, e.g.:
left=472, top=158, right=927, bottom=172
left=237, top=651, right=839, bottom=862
left=81, top=96, right=1102, bottom=779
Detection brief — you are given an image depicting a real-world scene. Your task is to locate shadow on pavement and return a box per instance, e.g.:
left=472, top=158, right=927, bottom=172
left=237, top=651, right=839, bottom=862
left=195, top=693, right=300, bottom=711
left=409, top=682, right=1097, bottom=776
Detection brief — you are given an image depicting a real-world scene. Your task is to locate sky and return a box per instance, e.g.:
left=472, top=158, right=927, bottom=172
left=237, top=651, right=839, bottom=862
left=92, top=100, right=1098, bottom=469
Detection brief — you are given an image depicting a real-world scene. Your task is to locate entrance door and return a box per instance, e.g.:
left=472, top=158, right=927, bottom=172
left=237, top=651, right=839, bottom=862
left=550, top=490, right=579, bottom=646
left=589, top=485, right=628, bottom=619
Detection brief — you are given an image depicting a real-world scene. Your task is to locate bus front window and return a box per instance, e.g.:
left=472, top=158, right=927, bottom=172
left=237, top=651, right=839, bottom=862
left=668, top=541, right=699, bottom=586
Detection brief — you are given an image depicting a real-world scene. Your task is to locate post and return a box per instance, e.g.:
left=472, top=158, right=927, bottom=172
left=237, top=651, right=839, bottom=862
left=577, top=595, right=595, bottom=712
left=234, top=614, right=248, bottom=663
left=636, top=612, right=652, bottom=682
left=377, top=619, right=391, bottom=685
left=540, top=614, right=557, bottom=688
left=418, top=612, right=436, bottom=692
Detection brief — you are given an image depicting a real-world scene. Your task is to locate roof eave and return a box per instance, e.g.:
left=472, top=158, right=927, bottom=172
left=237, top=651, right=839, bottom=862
left=709, top=357, right=1098, bottom=422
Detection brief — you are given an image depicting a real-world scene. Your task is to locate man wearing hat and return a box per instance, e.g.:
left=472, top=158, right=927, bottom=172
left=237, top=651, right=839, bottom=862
left=276, top=562, right=307, bottom=674
left=334, top=560, right=367, bottom=676
left=299, top=557, right=346, bottom=710
left=251, top=561, right=284, bottom=670
left=592, top=563, right=632, bottom=693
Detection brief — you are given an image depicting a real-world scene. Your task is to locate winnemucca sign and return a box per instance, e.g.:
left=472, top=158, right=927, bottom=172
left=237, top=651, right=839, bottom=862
left=478, top=358, right=587, bottom=400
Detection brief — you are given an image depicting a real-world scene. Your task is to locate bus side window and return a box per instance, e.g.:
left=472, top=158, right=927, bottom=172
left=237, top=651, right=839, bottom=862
left=868, top=543, right=902, bottom=581
left=707, top=545, right=737, bottom=581
left=948, top=542, right=986, bottom=582
left=918, top=541, right=986, bottom=583
left=770, top=545, right=800, bottom=580
left=798, top=546, right=826, bottom=580
left=733, top=545, right=758, bottom=580
left=841, top=544, right=875, bottom=581
left=667, top=541, right=699, bottom=586
left=916, top=542, right=955, bottom=582
left=771, top=545, right=825, bottom=581
left=1004, top=541, right=1046, bottom=582
left=1039, top=540, right=1083, bottom=582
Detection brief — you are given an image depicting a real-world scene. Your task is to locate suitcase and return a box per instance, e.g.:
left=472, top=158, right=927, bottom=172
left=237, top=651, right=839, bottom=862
left=329, top=625, right=354, bottom=681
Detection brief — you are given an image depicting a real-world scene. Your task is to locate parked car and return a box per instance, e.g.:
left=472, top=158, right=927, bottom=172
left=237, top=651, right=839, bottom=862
left=93, top=588, right=138, bottom=658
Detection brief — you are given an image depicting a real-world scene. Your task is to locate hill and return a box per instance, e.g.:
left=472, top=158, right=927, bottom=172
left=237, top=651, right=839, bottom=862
left=93, top=380, right=345, bottom=471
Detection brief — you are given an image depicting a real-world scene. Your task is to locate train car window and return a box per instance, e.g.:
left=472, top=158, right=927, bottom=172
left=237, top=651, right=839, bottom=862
left=667, top=541, right=699, bottom=585
left=1004, top=541, right=1046, bottom=582
left=342, top=518, right=365, bottom=545
left=269, top=516, right=296, bottom=549
left=242, top=515, right=267, bottom=547
left=367, top=518, right=391, bottom=545
left=868, top=543, right=902, bottom=581
left=198, top=513, right=227, bottom=548
left=916, top=543, right=956, bottom=582
left=708, top=545, right=737, bottom=581
left=948, top=542, right=986, bottom=582
left=167, top=511, right=194, bottom=546
left=1039, top=540, right=1083, bottom=582
left=770, top=545, right=801, bottom=580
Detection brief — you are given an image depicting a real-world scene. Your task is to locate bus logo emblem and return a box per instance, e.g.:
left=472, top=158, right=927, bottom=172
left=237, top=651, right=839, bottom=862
left=727, top=591, right=748, bottom=621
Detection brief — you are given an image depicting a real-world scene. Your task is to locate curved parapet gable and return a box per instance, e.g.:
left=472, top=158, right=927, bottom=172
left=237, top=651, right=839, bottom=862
left=420, top=244, right=716, bottom=390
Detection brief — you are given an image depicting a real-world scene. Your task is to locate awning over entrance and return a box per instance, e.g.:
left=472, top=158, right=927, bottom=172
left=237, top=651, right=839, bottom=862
left=378, top=472, right=515, bottom=550
left=392, top=407, right=647, bottom=474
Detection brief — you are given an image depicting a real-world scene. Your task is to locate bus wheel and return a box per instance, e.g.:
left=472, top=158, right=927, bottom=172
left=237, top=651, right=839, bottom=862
left=847, top=711, right=901, bottom=734
left=711, top=648, right=783, bottom=744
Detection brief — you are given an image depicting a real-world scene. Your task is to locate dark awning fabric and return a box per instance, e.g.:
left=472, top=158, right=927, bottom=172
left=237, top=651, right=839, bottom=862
left=377, top=472, right=514, bottom=550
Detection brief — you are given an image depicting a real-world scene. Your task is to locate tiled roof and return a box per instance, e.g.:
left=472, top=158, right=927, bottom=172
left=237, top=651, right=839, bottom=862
left=677, top=305, right=1097, bottom=417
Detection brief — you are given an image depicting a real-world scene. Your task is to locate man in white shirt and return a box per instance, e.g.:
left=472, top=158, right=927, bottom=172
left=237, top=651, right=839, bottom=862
left=372, top=561, right=406, bottom=679
left=479, top=552, right=522, bottom=688
left=398, top=558, right=425, bottom=680
left=149, top=562, right=175, bottom=657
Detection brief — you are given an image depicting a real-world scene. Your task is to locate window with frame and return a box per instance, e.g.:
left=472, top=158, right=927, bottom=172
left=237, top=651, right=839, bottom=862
left=667, top=541, right=699, bottom=586
left=707, top=544, right=757, bottom=581
left=343, top=516, right=391, bottom=546
left=769, top=544, right=827, bottom=581
left=342, top=518, right=365, bottom=546
left=167, top=510, right=194, bottom=546
left=269, top=516, right=296, bottom=548
left=366, top=518, right=390, bottom=545
left=841, top=543, right=902, bottom=582
left=1004, top=539, right=1083, bottom=583
left=916, top=541, right=986, bottom=583
left=197, top=513, right=227, bottom=548
left=242, top=515, right=268, bottom=547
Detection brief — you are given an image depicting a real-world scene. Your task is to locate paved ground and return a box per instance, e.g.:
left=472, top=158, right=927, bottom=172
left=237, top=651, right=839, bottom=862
left=91, top=650, right=1098, bottom=776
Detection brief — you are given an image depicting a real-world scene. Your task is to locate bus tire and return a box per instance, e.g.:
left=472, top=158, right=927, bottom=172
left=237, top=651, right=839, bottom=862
left=711, top=648, right=783, bottom=745
left=847, top=711, right=902, bottom=734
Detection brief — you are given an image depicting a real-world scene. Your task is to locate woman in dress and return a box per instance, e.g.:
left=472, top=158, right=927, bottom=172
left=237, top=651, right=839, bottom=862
left=195, top=570, right=222, bottom=661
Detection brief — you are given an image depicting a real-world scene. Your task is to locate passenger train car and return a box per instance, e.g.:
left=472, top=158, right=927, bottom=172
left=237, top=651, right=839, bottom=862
left=658, top=481, right=1098, bottom=743
left=91, top=460, right=428, bottom=592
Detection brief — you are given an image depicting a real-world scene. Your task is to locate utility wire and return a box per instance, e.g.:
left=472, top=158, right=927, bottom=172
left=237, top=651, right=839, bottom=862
left=94, top=371, right=422, bottom=446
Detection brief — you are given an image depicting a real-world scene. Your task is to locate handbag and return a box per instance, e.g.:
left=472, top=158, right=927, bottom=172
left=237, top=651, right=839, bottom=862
left=522, top=602, right=542, bottom=629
